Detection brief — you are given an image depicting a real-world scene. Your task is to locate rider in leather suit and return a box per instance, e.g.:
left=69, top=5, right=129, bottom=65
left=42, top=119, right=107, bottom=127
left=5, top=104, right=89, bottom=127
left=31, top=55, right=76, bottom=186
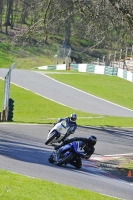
left=54, top=113, right=77, bottom=139
left=55, top=135, right=97, bottom=168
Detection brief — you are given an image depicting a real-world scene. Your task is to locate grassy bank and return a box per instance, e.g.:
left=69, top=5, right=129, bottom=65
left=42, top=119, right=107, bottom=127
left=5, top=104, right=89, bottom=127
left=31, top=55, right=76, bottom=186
left=0, top=65, right=132, bottom=200
left=0, top=43, right=55, bottom=69
left=46, top=72, right=133, bottom=110
left=0, top=169, right=118, bottom=200
left=1, top=70, right=133, bottom=126
left=1, top=77, right=133, bottom=126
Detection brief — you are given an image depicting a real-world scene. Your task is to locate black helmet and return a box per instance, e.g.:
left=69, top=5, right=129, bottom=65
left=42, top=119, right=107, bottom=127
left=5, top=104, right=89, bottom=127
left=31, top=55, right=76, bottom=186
left=70, top=113, right=77, bottom=122
left=87, top=135, right=97, bottom=146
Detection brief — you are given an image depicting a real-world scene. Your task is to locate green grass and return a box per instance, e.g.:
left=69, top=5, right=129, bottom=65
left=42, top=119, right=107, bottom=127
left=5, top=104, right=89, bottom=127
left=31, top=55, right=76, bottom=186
left=0, top=77, right=123, bottom=200
left=1, top=72, right=133, bottom=126
left=46, top=72, right=133, bottom=110
left=0, top=66, right=132, bottom=200
left=0, top=30, right=127, bottom=200
left=0, top=43, right=15, bottom=67
left=0, top=78, right=98, bottom=124
left=121, top=159, right=133, bottom=170
left=0, top=169, right=118, bottom=200
left=0, top=42, right=56, bottom=69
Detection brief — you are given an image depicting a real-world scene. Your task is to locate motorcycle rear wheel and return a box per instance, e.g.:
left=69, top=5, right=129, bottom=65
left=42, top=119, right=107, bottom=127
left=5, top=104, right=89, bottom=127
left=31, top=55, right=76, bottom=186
left=57, top=152, right=75, bottom=166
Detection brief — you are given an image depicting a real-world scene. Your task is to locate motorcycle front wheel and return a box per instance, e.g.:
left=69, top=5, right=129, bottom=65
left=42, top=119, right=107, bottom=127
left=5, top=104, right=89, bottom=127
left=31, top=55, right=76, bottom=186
left=45, top=132, right=57, bottom=145
left=48, top=154, right=54, bottom=163
left=57, top=152, right=75, bottom=166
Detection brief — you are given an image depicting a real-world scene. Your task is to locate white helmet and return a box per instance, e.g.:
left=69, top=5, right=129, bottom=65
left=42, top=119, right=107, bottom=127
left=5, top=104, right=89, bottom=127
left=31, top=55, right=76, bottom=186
left=70, top=113, right=77, bottom=122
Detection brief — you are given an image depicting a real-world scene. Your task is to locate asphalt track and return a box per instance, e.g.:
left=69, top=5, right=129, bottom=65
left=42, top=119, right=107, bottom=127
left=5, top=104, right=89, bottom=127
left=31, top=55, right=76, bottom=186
left=0, top=68, right=133, bottom=199
left=0, top=68, right=133, bottom=116
left=0, top=124, right=133, bottom=200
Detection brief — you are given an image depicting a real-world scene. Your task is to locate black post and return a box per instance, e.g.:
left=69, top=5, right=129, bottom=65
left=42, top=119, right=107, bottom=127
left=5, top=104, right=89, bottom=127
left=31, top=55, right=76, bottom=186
left=8, top=98, right=14, bottom=121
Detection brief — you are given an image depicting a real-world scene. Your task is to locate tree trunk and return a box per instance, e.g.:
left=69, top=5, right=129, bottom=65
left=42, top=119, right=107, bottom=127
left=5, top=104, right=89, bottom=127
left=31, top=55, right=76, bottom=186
left=63, top=19, right=71, bottom=46
left=20, top=2, right=28, bottom=24
left=4, top=0, right=14, bottom=33
left=0, top=0, right=4, bottom=32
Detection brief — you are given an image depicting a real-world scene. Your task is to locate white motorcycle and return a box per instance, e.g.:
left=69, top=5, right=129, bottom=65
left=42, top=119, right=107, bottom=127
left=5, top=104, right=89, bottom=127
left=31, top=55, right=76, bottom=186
left=45, top=119, right=73, bottom=145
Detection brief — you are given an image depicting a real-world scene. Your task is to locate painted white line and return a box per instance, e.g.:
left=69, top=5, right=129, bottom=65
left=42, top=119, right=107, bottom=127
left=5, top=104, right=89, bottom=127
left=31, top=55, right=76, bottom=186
left=91, top=153, right=133, bottom=161
left=1, top=74, right=133, bottom=115
left=1, top=73, right=133, bottom=113
left=10, top=82, right=76, bottom=110
left=43, top=73, right=133, bottom=112
left=1, top=76, right=75, bottom=109
left=39, top=116, right=104, bottom=120
left=11, top=171, right=36, bottom=179
left=36, top=71, right=79, bottom=75
left=0, top=123, right=47, bottom=125
left=104, top=153, right=133, bottom=157
left=6, top=170, right=122, bottom=199
left=82, top=166, right=122, bottom=199
left=99, top=193, right=122, bottom=200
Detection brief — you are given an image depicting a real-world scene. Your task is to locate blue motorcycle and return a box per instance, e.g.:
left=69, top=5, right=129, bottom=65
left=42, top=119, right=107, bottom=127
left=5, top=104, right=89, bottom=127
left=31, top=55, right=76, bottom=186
left=48, top=141, right=84, bottom=169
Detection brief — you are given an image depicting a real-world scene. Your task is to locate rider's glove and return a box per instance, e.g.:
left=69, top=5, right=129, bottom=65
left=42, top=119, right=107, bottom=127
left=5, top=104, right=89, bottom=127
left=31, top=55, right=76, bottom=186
left=83, top=154, right=91, bottom=159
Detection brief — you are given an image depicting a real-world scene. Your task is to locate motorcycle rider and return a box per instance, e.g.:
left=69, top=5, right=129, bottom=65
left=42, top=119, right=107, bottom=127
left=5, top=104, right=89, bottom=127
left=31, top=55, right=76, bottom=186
left=54, top=135, right=97, bottom=169
left=54, top=113, right=77, bottom=138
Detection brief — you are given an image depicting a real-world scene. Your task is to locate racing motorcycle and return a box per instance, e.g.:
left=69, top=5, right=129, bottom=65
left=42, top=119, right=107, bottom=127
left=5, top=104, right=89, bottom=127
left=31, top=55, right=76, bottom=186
left=45, top=119, right=74, bottom=145
left=48, top=141, right=84, bottom=169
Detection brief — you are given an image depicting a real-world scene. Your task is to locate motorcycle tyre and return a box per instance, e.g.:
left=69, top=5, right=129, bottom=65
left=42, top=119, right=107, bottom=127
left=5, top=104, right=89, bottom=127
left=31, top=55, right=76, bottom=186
left=57, top=152, right=75, bottom=166
left=48, top=154, right=54, bottom=163
left=45, top=133, right=57, bottom=145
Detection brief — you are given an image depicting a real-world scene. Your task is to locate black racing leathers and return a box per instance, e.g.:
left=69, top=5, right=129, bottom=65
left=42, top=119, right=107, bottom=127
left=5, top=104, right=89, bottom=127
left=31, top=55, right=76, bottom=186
left=58, top=137, right=95, bottom=169
left=63, top=137, right=95, bottom=158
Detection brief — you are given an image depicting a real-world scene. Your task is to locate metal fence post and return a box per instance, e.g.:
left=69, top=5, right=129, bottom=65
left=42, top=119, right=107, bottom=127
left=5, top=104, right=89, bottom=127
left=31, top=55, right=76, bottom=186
left=1, top=63, right=15, bottom=121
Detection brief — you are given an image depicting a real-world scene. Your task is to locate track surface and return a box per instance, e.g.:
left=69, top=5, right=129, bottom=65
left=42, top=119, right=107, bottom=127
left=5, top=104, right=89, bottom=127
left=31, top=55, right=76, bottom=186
left=0, top=69, right=133, bottom=199
left=0, top=68, right=133, bottom=116
left=0, top=124, right=133, bottom=200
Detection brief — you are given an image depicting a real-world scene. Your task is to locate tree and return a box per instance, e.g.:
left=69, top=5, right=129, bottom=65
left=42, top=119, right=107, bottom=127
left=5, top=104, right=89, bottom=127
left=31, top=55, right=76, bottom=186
left=108, top=0, right=133, bottom=27
left=0, top=0, right=4, bottom=32
left=4, top=0, right=14, bottom=33
left=1, top=0, right=133, bottom=53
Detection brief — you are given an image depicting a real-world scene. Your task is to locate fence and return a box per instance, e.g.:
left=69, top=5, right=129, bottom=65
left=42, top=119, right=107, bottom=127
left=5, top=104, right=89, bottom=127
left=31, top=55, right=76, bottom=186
left=1, top=63, right=15, bottom=121
left=35, top=63, right=133, bottom=83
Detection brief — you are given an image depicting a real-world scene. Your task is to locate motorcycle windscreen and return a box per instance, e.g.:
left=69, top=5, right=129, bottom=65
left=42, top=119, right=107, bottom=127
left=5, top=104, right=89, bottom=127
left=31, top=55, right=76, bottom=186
left=61, top=120, right=69, bottom=128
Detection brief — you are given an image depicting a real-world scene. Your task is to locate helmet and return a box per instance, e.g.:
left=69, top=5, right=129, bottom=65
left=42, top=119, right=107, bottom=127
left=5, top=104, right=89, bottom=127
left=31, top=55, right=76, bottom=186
left=70, top=113, right=77, bottom=122
left=87, top=135, right=97, bottom=146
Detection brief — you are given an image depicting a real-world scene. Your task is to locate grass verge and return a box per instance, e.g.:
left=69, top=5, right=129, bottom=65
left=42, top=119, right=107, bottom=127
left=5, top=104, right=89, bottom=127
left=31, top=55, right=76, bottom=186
left=0, top=43, right=55, bottom=69
left=1, top=76, right=133, bottom=126
left=46, top=72, right=133, bottom=110
left=0, top=169, right=118, bottom=200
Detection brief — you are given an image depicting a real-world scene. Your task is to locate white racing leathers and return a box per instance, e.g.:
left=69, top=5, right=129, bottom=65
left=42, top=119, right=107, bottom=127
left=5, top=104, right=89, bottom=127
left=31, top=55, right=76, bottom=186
left=45, top=118, right=76, bottom=145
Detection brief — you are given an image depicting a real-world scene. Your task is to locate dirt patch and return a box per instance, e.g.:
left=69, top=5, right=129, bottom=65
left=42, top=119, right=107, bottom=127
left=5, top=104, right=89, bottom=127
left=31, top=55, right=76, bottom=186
left=93, top=155, right=133, bottom=182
